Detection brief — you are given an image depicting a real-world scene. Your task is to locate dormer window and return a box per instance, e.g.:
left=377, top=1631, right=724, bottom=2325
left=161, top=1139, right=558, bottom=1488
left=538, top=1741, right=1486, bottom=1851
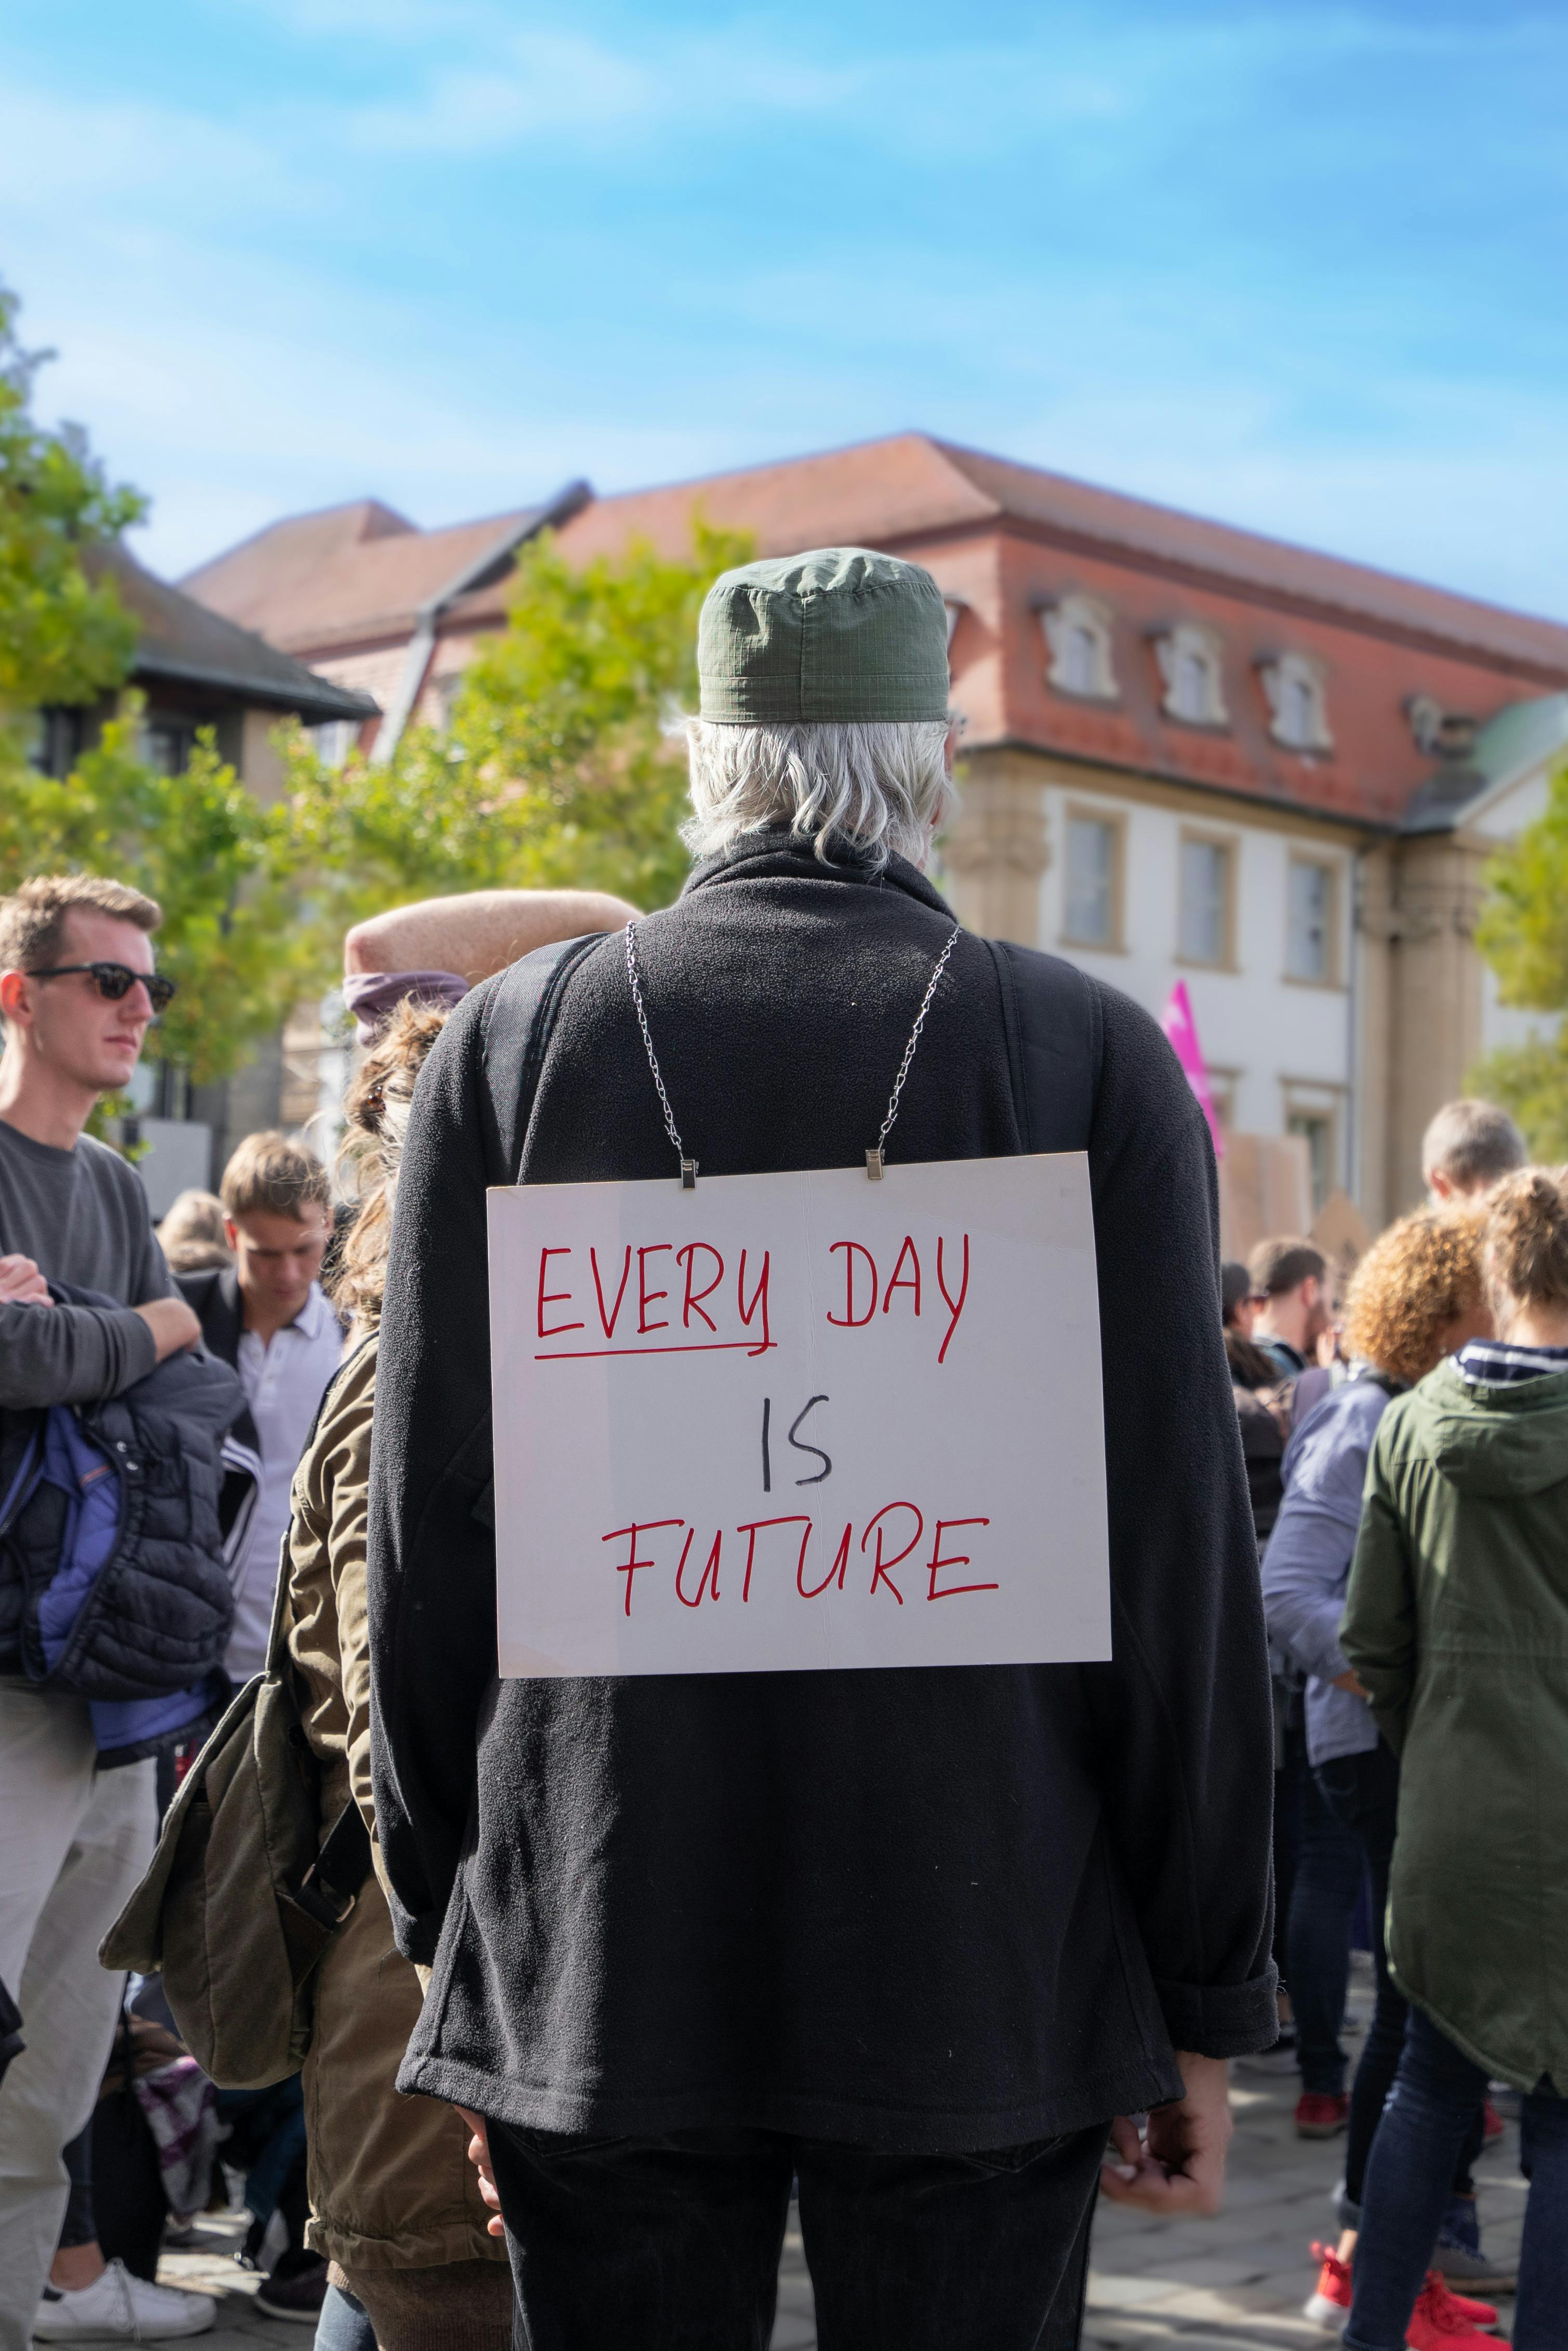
left=1407, top=694, right=1478, bottom=760
left=1260, top=653, right=1332, bottom=752
left=1155, top=625, right=1228, bottom=727
left=1041, top=595, right=1117, bottom=701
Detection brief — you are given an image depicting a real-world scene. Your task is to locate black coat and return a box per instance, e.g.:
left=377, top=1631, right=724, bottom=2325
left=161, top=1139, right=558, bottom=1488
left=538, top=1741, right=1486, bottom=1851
left=0, top=1285, right=241, bottom=1700
left=368, top=837, right=1277, bottom=2148
left=174, top=1264, right=244, bottom=1369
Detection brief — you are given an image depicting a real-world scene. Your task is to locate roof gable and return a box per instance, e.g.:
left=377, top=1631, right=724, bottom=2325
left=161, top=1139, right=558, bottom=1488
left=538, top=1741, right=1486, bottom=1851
left=96, top=543, right=376, bottom=722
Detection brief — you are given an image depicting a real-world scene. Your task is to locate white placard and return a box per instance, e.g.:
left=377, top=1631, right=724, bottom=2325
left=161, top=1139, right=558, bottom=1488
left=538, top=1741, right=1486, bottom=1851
left=488, top=1153, right=1110, bottom=1679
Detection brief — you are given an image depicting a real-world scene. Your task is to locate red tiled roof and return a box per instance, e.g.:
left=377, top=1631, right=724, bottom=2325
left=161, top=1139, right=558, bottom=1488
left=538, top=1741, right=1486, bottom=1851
left=551, top=435, right=1568, bottom=827
left=554, top=433, right=1568, bottom=673
left=180, top=498, right=542, bottom=656
left=183, top=434, right=1568, bottom=829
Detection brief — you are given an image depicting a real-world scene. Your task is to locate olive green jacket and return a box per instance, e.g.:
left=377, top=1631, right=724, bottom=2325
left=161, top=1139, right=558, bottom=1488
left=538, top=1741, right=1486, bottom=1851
left=1341, top=1359, right=1568, bottom=2093
left=286, top=1337, right=506, bottom=2272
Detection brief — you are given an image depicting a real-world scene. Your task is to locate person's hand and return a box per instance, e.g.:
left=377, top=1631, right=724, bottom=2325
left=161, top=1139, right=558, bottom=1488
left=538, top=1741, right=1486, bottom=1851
left=1099, top=2053, right=1232, bottom=2215
left=1332, top=1668, right=1370, bottom=1698
left=455, top=2105, right=506, bottom=2239
left=0, top=1254, right=50, bottom=1305
left=135, top=1297, right=202, bottom=1361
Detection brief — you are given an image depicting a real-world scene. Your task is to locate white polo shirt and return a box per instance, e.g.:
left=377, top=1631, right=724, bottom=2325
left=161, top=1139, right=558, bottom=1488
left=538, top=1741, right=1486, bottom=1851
left=225, top=1281, right=345, bottom=1682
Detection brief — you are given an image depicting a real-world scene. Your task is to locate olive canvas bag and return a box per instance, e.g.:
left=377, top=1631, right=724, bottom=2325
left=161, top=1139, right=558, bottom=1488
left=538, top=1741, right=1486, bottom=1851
left=100, top=1357, right=373, bottom=2090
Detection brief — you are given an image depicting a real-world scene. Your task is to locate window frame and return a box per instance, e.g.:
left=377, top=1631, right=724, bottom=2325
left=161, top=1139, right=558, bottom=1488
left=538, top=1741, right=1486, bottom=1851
left=1283, top=852, right=1342, bottom=988
left=1260, top=652, right=1333, bottom=753
left=1154, top=624, right=1229, bottom=728
left=1059, top=803, right=1126, bottom=952
left=1176, top=826, right=1239, bottom=971
left=1041, top=595, right=1118, bottom=703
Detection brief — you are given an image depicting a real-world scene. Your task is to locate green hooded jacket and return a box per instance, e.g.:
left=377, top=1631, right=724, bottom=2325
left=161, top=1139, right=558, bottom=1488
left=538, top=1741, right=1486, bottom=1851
left=1341, top=1359, right=1568, bottom=2093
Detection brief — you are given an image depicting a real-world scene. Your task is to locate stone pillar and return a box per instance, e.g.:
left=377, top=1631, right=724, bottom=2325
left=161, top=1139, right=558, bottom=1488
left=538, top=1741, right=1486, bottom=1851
left=942, top=750, right=1049, bottom=945
left=1386, top=834, right=1489, bottom=1214
left=1352, top=846, right=1396, bottom=1232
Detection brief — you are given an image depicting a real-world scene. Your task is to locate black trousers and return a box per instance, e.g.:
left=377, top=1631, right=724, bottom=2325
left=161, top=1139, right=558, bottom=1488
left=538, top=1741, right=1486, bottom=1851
left=489, top=2120, right=1107, bottom=2351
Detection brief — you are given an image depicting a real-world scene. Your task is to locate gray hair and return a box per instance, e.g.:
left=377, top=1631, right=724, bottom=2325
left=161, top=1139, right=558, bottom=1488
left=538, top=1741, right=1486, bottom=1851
left=1420, top=1098, right=1527, bottom=1192
left=682, top=718, right=956, bottom=869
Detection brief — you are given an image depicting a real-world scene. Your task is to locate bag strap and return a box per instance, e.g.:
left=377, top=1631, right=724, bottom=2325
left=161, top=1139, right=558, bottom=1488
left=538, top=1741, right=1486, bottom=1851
left=0, top=1425, right=43, bottom=1541
left=481, top=934, right=606, bottom=1183
left=289, top=1788, right=372, bottom=1932
left=261, top=1332, right=382, bottom=1925
left=984, top=939, right=1102, bottom=1155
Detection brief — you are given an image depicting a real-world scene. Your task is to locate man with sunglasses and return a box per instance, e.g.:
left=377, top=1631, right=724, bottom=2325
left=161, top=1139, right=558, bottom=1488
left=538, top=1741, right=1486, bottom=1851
left=0, top=876, right=215, bottom=2345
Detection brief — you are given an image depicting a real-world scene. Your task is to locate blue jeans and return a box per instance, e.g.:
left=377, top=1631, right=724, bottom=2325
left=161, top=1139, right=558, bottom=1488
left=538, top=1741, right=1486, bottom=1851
left=1286, top=1756, right=1364, bottom=2094
left=313, top=2284, right=377, bottom=2351
left=1347, top=2006, right=1568, bottom=2351
left=488, top=2121, right=1107, bottom=2349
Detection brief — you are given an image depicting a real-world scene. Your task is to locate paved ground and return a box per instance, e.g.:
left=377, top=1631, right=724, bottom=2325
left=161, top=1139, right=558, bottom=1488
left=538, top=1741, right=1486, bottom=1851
left=154, top=1965, right=1527, bottom=2348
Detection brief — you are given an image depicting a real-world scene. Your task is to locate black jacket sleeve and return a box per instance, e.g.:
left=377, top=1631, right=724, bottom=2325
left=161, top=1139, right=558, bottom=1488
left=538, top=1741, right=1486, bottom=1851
left=1081, top=985, right=1278, bottom=2057
left=367, top=983, right=504, bottom=1963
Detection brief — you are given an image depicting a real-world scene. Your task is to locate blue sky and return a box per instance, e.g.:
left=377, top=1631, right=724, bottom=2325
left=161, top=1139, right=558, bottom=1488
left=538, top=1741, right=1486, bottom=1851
left=3, top=1, right=1566, bottom=612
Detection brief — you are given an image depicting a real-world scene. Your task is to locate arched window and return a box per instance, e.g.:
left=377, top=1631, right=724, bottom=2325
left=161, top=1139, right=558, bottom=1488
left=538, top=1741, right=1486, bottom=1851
left=1155, top=625, right=1228, bottom=726
left=1260, top=654, right=1332, bottom=752
left=1041, top=596, right=1117, bottom=701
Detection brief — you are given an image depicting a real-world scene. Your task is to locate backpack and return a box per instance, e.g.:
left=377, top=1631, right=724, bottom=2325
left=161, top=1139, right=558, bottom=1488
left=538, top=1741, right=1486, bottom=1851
left=100, top=1349, right=374, bottom=2090
left=0, top=1304, right=250, bottom=1767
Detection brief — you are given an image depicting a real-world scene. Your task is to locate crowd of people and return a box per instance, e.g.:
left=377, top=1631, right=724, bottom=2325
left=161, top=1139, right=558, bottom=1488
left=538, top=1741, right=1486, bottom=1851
left=1227, top=1099, right=1566, bottom=2348
left=0, top=547, right=1561, bottom=2351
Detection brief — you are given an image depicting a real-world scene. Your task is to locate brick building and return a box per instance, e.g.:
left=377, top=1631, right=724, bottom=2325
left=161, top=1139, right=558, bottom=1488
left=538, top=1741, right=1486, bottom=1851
left=185, top=435, right=1568, bottom=1238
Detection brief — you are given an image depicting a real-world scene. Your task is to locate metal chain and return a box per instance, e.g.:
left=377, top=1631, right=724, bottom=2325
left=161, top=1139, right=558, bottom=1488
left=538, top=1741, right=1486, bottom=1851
left=623, top=916, right=962, bottom=1182
left=624, top=921, right=686, bottom=1159
left=875, top=922, right=962, bottom=1155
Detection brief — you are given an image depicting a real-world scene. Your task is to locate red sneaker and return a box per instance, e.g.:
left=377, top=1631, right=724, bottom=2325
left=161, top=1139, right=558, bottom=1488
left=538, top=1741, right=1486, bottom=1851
left=1482, top=2096, right=1505, bottom=2143
left=1295, top=2091, right=1351, bottom=2138
left=1303, top=2242, right=1352, bottom=2330
left=1304, top=2249, right=1498, bottom=2337
left=1406, top=2273, right=1500, bottom=2345
left=1422, top=2269, right=1499, bottom=2332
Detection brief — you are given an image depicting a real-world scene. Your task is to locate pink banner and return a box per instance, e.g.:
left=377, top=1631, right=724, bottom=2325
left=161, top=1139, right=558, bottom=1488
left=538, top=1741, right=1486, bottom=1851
left=1161, top=980, right=1224, bottom=1159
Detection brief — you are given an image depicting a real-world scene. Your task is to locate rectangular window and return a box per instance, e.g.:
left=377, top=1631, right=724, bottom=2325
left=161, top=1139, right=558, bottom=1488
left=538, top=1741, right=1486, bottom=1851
left=1288, top=1110, right=1334, bottom=1212
left=311, top=719, right=356, bottom=769
left=1179, top=835, right=1233, bottom=967
left=1286, top=857, right=1336, bottom=983
left=1064, top=813, right=1119, bottom=947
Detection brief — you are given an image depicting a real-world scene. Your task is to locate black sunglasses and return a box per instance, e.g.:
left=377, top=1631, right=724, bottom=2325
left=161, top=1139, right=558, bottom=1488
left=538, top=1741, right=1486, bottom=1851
left=27, top=962, right=178, bottom=1016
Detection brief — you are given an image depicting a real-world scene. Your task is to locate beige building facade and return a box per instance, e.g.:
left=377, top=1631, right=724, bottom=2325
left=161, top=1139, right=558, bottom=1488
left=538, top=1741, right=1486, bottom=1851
left=184, top=436, right=1568, bottom=1243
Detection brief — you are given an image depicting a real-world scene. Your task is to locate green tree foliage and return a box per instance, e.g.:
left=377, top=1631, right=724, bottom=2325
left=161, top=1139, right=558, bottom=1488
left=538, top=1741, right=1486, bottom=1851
left=1471, top=755, right=1568, bottom=1155
left=2, top=709, right=322, bottom=1086
left=0, top=284, right=325, bottom=1088
left=0, top=285, right=143, bottom=733
left=284, top=519, right=753, bottom=926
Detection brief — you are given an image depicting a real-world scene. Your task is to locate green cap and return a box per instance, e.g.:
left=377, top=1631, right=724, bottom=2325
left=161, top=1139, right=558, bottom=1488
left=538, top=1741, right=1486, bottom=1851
left=697, top=547, right=950, bottom=725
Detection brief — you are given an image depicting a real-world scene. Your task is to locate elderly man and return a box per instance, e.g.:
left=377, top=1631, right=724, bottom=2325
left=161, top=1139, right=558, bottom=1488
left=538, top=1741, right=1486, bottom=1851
left=1420, top=1098, right=1526, bottom=1205
left=368, top=550, right=1275, bottom=2350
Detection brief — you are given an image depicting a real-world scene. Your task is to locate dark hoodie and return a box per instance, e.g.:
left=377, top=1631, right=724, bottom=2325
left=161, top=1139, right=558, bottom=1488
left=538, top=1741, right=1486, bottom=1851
left=1343, top=1359, right=1568, bottom=2091
left=369, top=838, right=1278, bottom=2148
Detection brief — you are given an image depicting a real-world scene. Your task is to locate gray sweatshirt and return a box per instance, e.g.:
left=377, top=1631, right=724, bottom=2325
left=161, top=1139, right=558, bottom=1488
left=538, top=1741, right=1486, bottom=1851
left=0, top=1116, right=169, bottom=1409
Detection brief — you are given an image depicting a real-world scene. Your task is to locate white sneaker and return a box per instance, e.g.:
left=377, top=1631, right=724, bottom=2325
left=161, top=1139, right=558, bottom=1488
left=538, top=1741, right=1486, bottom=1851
left=32, top=2258, right=217, bottom=2341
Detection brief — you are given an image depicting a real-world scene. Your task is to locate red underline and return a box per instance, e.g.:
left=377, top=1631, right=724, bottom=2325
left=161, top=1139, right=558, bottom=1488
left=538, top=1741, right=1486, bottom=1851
left=534, top=1339, right=778, bottom=1361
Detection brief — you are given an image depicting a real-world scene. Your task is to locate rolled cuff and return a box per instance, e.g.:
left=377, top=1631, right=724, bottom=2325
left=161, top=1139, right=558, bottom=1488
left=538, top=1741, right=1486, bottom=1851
left=1154, top=1966, right=1280, bottom=2061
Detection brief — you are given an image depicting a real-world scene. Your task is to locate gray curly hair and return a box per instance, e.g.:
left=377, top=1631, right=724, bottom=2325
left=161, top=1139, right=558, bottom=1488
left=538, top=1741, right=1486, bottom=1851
left=682, top=718, right=956, bottom=869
